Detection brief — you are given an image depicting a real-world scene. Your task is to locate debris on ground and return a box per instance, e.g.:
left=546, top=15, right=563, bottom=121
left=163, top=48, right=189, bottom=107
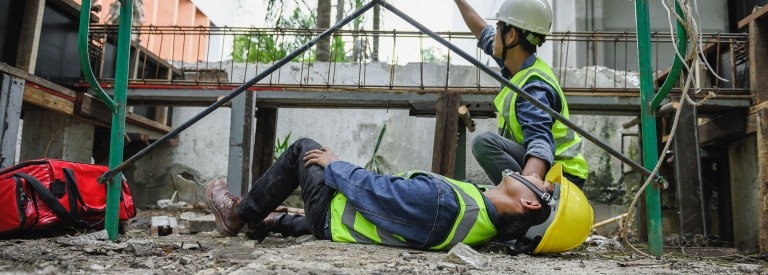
left=0, top=208, right=762, bottom=274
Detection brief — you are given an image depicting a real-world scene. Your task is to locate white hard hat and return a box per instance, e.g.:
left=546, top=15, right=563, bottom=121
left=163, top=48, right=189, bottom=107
left=487, top=0, right=553, bottom=36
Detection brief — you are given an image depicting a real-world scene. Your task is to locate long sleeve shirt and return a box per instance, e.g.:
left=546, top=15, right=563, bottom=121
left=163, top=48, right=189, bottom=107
left=324, top=160, right=499, bottom=248
left=477, top=25, right=560, bottom=167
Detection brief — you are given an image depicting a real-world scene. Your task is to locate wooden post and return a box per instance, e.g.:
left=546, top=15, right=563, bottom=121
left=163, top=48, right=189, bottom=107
left=744, top=6, right=768, bottom=103
left=431, top=93, right=460, bottom=178
left=251, top=107, right=278, bottom=190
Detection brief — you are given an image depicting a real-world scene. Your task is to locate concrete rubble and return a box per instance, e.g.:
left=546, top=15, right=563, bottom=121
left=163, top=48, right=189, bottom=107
left=150, top=216, right=179, bottom=236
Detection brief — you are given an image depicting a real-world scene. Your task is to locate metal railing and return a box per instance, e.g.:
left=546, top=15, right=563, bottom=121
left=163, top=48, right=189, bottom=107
left=85, top=25, right=749, bottom=98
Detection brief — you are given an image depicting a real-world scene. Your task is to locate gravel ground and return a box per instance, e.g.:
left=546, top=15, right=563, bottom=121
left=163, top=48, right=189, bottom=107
left=0, top=209, right=764, bottom=274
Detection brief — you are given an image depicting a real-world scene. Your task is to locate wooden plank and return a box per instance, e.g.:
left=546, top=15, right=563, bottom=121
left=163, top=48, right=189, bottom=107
left=749, top=14, right=768, bottom=104
left=0, top=63, right=76, bottom=98
left=431, top=93, right=460, bottom=178
left=77, top=93, right=172, bottom=134
left=126, top=112, right=172, bottom=133
left=23, top=85, right=75, bottom=115
left=698, top=109, right=747, bottom=146
left=75, top=92, right=111, bottom=126
left=738, top=4, right=768, bottom=29
left=251, top=107, right=278, bottom=185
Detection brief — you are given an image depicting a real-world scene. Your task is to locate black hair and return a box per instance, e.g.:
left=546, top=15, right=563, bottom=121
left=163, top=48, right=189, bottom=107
left=512, top=27, right=546, bottom=54
left=495, top=200, right=551, bottom=242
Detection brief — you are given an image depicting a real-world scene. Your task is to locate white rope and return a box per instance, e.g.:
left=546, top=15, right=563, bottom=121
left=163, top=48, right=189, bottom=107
left=618, top=0, right=718, bottom=258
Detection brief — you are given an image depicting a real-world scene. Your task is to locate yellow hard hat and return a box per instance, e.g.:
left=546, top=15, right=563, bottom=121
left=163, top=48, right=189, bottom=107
left=506, top=163, right=594, bottom=254
left=486, top=0, right=553, bottom=36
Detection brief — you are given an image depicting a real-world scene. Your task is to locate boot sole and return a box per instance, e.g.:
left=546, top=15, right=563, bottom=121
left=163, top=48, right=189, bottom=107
left=205, top=182, right=239, bottom=236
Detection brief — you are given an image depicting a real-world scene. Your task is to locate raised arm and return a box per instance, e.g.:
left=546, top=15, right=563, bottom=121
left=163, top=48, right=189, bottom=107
left=454, top=0, right=488, bottom=39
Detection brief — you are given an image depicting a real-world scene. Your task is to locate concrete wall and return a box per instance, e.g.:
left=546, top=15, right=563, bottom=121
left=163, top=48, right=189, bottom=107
left=129, top=61, right=637, bottom=208
left=552, top=0, right=729, bottom=71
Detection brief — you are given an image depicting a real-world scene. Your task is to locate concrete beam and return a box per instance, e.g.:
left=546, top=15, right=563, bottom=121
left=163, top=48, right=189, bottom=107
left=755, top=106, right=768, bottom=253
left=227, top=91, right=255, bottom=196
left=20, top=110, right=95, bottom=163
left=106, top=88, right=751, bottom=117
left=0, top=74, right=24, bottom=168
left=16, top=0, right=46, bottom=73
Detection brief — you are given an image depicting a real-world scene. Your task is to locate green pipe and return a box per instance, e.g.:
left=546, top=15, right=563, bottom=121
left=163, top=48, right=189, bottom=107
left=77, top=0, right=117, bottom=112
left=104, top=0, right=132, bottom=241
left=651, top=1, right=687, bottom=110
left=635, top=0, right=663, bottom=257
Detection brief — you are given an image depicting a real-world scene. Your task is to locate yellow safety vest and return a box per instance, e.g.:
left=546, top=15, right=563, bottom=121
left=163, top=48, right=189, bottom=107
left=494, top=57, right=589, bottom=180
left=328, top=171, right=496, bottom=250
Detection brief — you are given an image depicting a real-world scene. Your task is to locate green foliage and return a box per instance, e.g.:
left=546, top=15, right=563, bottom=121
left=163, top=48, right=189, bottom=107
left=331, top=36, right=350, bottom=62
left=364, top=124, right=396, bottom=174
left=232, top=34, right=287, bottom=63
left=274, top=132, right=292, bottom=161
left=421, top=46, right=448, bottom=63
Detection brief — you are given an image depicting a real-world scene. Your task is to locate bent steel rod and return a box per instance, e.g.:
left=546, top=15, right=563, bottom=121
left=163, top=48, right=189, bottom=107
left=99, top=1, right=377, bottom=183
left=377, top=0, right=661, bottom=182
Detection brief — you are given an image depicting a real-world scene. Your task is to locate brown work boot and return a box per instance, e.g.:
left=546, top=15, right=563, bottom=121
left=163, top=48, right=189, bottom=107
left=205, top=179, right=245, bottom=236
left=245, top=211, right=286, bottom=242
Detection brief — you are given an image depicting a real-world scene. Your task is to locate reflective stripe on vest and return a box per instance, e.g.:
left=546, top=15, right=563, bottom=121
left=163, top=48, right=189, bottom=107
left=329, top=171, right=496, bottom=250
left=493, top=57, right=589, bottom=180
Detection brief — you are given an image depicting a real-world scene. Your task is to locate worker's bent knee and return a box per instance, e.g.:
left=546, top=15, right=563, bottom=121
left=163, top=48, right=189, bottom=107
left=293, top=138, right=321, bottom=149
left=471, top=131, right=501, bottom=154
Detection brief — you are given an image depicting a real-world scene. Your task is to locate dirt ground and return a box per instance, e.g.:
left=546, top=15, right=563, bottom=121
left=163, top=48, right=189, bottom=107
left=0, top=208, right=765, bottom=275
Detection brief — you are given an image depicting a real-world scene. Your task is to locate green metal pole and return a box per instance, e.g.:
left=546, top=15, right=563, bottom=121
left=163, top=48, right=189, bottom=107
left=651, top=1, right=687, bottom=110
left=78, top=0, right=117, bottom=111
left=635, top=0, right=663, bottom=256
left=105, top=0, right=132, bottom=241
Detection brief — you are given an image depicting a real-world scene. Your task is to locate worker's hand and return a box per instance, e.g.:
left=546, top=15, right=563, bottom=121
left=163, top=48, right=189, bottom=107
left=522, top=174, right=553, bottom=193
left=303, top=147, right=339, bottom=168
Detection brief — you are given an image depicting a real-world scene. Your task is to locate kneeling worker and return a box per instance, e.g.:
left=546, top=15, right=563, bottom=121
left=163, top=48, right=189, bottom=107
left=206, top=138, right=592, bottom=254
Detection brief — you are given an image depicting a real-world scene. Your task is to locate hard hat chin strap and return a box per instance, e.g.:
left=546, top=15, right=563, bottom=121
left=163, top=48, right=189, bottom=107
left=499, top=24, right=521, bottom=64
left=505, top=172, right=551, bottom=204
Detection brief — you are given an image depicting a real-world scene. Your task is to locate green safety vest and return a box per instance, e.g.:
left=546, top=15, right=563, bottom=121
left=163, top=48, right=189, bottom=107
left=328, top=171, right=496, bottom=250
left=495, top=57, right=589, bottom=180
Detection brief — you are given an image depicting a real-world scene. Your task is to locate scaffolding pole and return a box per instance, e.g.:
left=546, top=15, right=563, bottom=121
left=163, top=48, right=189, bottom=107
left=635, top=0, right=663, bottom=256
left=78, top=0, right=131, bottom=241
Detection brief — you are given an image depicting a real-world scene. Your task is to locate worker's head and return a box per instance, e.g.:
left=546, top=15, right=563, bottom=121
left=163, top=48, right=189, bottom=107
left=487, top=0, right=552, bottom=59
left=496, top=164, right=594, bottom=255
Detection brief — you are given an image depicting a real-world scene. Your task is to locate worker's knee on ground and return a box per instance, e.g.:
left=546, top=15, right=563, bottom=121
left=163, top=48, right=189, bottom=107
left=470, top=131, right=498, bottom=156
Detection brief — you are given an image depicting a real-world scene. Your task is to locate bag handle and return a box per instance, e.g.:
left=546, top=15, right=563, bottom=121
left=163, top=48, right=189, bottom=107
left=62, top=168, right=87, bottom=213
left=14, top=173, right=89, bottom=229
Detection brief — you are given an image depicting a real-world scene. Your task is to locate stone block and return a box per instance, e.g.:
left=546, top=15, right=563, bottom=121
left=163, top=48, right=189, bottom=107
left=150, top=216, right=178, bottom=236
left=179, top=212, right=217, bottom=233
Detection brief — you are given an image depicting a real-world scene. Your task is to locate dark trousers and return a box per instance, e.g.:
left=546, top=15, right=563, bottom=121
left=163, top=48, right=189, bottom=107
left=236, top=138, right=336, bottom=239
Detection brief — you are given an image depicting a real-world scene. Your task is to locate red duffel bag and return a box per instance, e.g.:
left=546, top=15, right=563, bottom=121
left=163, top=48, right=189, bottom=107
left=0, top=159, right=136, bottom=234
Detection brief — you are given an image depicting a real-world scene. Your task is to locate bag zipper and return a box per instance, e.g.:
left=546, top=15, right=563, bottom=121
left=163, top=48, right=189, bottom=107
left=13, top=177, right=26, bottom=229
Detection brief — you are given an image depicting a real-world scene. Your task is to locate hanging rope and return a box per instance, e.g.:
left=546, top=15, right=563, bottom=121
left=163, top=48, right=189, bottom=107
left=617, top=0, right=724, bottom=258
